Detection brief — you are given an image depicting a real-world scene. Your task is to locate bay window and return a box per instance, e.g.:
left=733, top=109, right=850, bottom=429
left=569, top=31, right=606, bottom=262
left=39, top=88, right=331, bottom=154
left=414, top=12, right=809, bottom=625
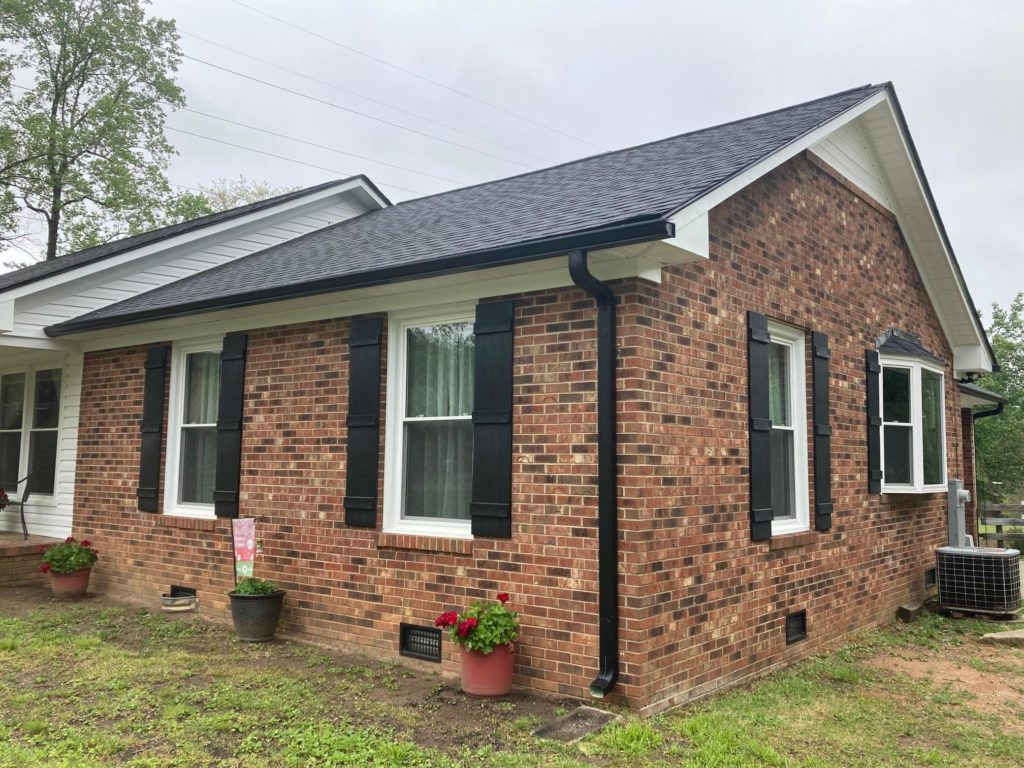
left=879, top=357, right=946, bottom=492
left=384, top=308, right=475, bottom=537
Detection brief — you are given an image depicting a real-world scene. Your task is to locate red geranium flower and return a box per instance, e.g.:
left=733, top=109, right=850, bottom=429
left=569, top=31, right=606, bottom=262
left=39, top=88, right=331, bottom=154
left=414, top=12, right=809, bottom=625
left=497, top=593, right=510, bottom=604
left=64, top=536, right=76, bottom=544
left=80, top=540, right=91, bottom=547
left=435, top=610, right=459, bottom=628
left=39, top=563, right=51, bottom=573
left=456, top=617, right=478, bottom=638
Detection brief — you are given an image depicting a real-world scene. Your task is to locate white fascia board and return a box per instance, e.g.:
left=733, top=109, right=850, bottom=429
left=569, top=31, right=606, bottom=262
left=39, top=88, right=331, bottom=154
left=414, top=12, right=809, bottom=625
left=0, top=334, right=71, bottom=351
left=871, top=98, right=992, bottom=373
left=0, top=178, right=383, bottom=303
left=75, top=246, right=653, bottom=352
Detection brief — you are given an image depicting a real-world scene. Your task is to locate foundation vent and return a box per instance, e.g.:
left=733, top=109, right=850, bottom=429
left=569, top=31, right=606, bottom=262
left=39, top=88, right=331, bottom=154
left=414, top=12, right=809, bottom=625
left=924, top=568, right=937, bottom=589
left=785, top=610, right=807, bottom=644
left=936, top=546, right=1021, bottom=615
left=399, top=624, right=442, bottom=662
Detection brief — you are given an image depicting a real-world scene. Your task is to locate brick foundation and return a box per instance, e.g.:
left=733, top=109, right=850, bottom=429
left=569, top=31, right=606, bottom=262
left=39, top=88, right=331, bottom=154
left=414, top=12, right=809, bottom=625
left=73, top=152, right=961, bottom=710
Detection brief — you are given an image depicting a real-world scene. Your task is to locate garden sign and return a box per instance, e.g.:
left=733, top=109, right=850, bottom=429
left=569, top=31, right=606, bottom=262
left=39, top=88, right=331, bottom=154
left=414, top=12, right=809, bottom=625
left=231, top=518, right=257, bottom=581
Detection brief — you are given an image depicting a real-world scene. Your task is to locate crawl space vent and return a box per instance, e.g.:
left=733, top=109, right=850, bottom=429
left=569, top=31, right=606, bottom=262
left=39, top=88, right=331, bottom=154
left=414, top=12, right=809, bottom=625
left=936, top=546, right=1021, bottom=614
left=786, top=610, right=807, bottom=644
left=924, top=568, right=937, bottom=589
left=399, top=624, right=441, bottom=662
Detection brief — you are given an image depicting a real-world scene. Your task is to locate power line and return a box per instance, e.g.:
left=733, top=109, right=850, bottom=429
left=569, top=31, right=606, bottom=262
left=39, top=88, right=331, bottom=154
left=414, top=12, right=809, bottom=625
left=183, top=54, right=536, bottom=171
left=165, top=126, right=431, bottom=196
left=181, top=30, right=555, bottom=165
left=178, top=106, right=469, bottom=185
left=229, top=0, right=604, bottom=152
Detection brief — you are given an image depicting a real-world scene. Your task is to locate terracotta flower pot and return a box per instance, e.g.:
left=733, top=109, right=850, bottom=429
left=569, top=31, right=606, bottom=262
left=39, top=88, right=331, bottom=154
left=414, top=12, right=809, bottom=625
left=459, top=644, right=515, bottom=696
left=50, top=568, right=91, bottom=599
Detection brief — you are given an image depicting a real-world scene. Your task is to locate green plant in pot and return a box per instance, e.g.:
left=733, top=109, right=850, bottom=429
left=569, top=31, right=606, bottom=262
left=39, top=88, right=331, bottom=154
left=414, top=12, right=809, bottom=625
left=229, top=577, right=285, bottom=642
left=436, top=592, right=520, bottom=696
left=39, top=537, right=98, bottom=598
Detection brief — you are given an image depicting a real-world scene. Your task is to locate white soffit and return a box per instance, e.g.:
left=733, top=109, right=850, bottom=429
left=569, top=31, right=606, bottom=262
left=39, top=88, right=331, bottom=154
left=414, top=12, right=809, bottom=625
left=659, top=89, right=992, bottom=374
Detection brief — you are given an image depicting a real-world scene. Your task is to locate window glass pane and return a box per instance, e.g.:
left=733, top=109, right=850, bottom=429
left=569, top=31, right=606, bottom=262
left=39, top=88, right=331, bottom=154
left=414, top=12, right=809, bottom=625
left=33, top=369, right=61, bottom=429
left=404, top=420, right=472, bottom=520
left=884, top=425, right=913, bottom=484
left=180, top=426, right=217, bottom=504
left=922, top=370, right=944, bottom=485
left=0, top=432, right=20, bottom=488
left=184, top=352, right=220, bottom=425
left=0, top=373, right=25, bottom=430
left=406, top=323, right=474, bottom=418
left=768, top=342, right=790, bottom=427
left=770, top=428, right=795, bottom=520
left=28, top=431, right=57, bottom=495
left=882, top=368, right=911, bottom=423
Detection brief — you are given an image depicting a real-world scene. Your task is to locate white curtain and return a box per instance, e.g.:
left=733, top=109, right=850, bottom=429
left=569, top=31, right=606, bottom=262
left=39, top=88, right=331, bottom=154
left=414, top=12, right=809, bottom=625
left=404, top=323, right=474, bottom=519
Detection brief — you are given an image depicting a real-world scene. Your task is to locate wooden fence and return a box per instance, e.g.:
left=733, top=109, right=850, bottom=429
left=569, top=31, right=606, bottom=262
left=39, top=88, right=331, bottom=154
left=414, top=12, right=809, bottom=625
left=979, top=504, right=1024, bottom=548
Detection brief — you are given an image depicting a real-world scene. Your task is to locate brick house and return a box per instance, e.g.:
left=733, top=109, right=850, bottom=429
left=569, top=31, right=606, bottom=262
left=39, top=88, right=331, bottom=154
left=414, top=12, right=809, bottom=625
left=0, top=83, right=1001, bottom=711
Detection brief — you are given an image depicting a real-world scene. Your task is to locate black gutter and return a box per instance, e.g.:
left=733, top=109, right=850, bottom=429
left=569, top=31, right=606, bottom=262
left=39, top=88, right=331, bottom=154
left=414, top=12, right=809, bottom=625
left=973, top=402, right=1005, bottom=422
left=46, top=217, right=674, bottom=337
left=567, top=249, right=620, bottom=699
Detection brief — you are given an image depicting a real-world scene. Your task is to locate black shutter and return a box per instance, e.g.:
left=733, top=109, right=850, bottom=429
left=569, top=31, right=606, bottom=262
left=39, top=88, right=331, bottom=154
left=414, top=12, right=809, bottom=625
left=137, top=345, right=169, bottom=513
left=344, top=317, right=383, bottom=528
left=812, top=332, right=832, bottom=531
left=214, top=333, right=247, bottom=519
left=470, top=300, right=515, bottom=538
left=748, top=311, right=773, bottom=540
left=866, top=350, right=883, bottom=494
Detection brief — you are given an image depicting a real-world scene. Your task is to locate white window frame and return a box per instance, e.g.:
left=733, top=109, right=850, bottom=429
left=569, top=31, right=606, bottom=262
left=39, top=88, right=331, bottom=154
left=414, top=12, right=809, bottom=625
left=382, top=304, right=475, bottom=539
left=879, top=356, right=947, bottom=494
left=0, top=365, right=62, bottom=506
left=767, top=321, right=810, bottom=536
left=164, top=338, right=222, bottom=519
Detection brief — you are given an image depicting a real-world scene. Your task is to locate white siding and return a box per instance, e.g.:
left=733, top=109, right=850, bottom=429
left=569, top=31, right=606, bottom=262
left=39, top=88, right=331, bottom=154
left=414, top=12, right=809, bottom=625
left=810, top=120, right=894, bottom=210
left=12, top=199, right=366, bottom=334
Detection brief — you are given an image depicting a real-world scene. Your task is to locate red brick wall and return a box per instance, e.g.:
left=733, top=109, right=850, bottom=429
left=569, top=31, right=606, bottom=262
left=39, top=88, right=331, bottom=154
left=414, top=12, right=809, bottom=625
left=617, top=151, right=963, bottom=711
left=73, top=150, right=962, bottom=710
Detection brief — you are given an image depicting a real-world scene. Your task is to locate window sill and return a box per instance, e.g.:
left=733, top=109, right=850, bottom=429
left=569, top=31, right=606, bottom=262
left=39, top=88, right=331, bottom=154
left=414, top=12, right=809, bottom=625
left=769, top=531, right=818, bottom=551
left=376, top=531, right=473, bottom=556
left=157, top=515, right=219, bottom=532
left=882, top=485, right=947, bottom=495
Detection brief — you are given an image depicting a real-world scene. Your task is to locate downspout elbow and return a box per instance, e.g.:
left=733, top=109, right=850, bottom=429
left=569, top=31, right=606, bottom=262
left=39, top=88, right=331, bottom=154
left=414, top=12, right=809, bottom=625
left=973, top=402, right=1005, bottom=422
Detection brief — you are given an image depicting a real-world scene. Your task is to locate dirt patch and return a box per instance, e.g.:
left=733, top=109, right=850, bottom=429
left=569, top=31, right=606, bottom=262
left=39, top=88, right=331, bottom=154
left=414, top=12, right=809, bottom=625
left=868, top=641, right=1024, bottom=731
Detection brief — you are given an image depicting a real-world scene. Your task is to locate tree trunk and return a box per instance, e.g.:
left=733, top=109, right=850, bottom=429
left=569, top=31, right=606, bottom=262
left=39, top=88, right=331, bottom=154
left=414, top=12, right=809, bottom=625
left=46, top=188, right=61, bottom=260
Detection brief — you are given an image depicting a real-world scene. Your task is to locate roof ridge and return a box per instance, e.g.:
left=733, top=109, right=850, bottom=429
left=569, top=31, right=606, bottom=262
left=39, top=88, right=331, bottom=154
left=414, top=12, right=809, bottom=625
left=389, top=83, right=885, bottom=209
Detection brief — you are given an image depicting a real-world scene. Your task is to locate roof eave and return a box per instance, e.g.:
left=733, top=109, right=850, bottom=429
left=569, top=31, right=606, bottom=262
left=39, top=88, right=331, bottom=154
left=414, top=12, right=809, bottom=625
left=45, top=216, right=674, bottom=337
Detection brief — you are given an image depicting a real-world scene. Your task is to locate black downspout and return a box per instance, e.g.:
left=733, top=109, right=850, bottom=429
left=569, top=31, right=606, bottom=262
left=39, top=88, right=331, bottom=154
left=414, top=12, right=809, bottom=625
left=568, top=249, right=619, bottom=698
left=973, top=402, right=1005, bottom=422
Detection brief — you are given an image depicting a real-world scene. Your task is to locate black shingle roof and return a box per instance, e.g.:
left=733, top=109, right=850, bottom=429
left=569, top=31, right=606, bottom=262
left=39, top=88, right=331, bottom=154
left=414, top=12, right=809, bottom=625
left=47, top=84, right=886, bottom=336
left=876, top=329, right=943, bottom=363
left=0, top=176, right=386, bottom=294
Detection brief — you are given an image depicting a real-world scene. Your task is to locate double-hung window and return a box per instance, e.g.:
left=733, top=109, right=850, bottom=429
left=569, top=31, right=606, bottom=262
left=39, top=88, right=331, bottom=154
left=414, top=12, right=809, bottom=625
left=879, top=357, right=946, bottom=492
left=0, top=368, right=62, bottom=497
left=767, top=321, right=809, bottom=535
left=165, top=341, right=221, bottom=517
left=384, top=308, right=475, bottom=537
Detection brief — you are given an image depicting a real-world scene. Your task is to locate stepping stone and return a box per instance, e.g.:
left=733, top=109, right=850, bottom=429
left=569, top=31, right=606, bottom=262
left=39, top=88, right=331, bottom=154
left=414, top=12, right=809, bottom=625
left=981, top=629, right=1024, bottom=648
left=533, top=705, right=618, bottom=744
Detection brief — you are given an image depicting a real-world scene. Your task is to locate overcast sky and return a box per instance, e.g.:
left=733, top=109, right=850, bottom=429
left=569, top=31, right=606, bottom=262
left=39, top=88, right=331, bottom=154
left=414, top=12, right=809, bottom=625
left=18, top=0, right=1024, bottom=317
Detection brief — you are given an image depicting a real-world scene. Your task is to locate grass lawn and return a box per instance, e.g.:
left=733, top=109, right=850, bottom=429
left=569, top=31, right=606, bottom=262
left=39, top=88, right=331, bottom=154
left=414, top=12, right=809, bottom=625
left=1, top=589, right=1023, bottom=767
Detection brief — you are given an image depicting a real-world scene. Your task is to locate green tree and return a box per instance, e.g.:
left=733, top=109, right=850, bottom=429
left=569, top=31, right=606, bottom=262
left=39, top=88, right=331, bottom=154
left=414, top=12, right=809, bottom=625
left=0, top=0, right=184, bottom=260
left=975, top=293, right=1024, bottom=502
left=198, top=175, right=295, bottom=211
